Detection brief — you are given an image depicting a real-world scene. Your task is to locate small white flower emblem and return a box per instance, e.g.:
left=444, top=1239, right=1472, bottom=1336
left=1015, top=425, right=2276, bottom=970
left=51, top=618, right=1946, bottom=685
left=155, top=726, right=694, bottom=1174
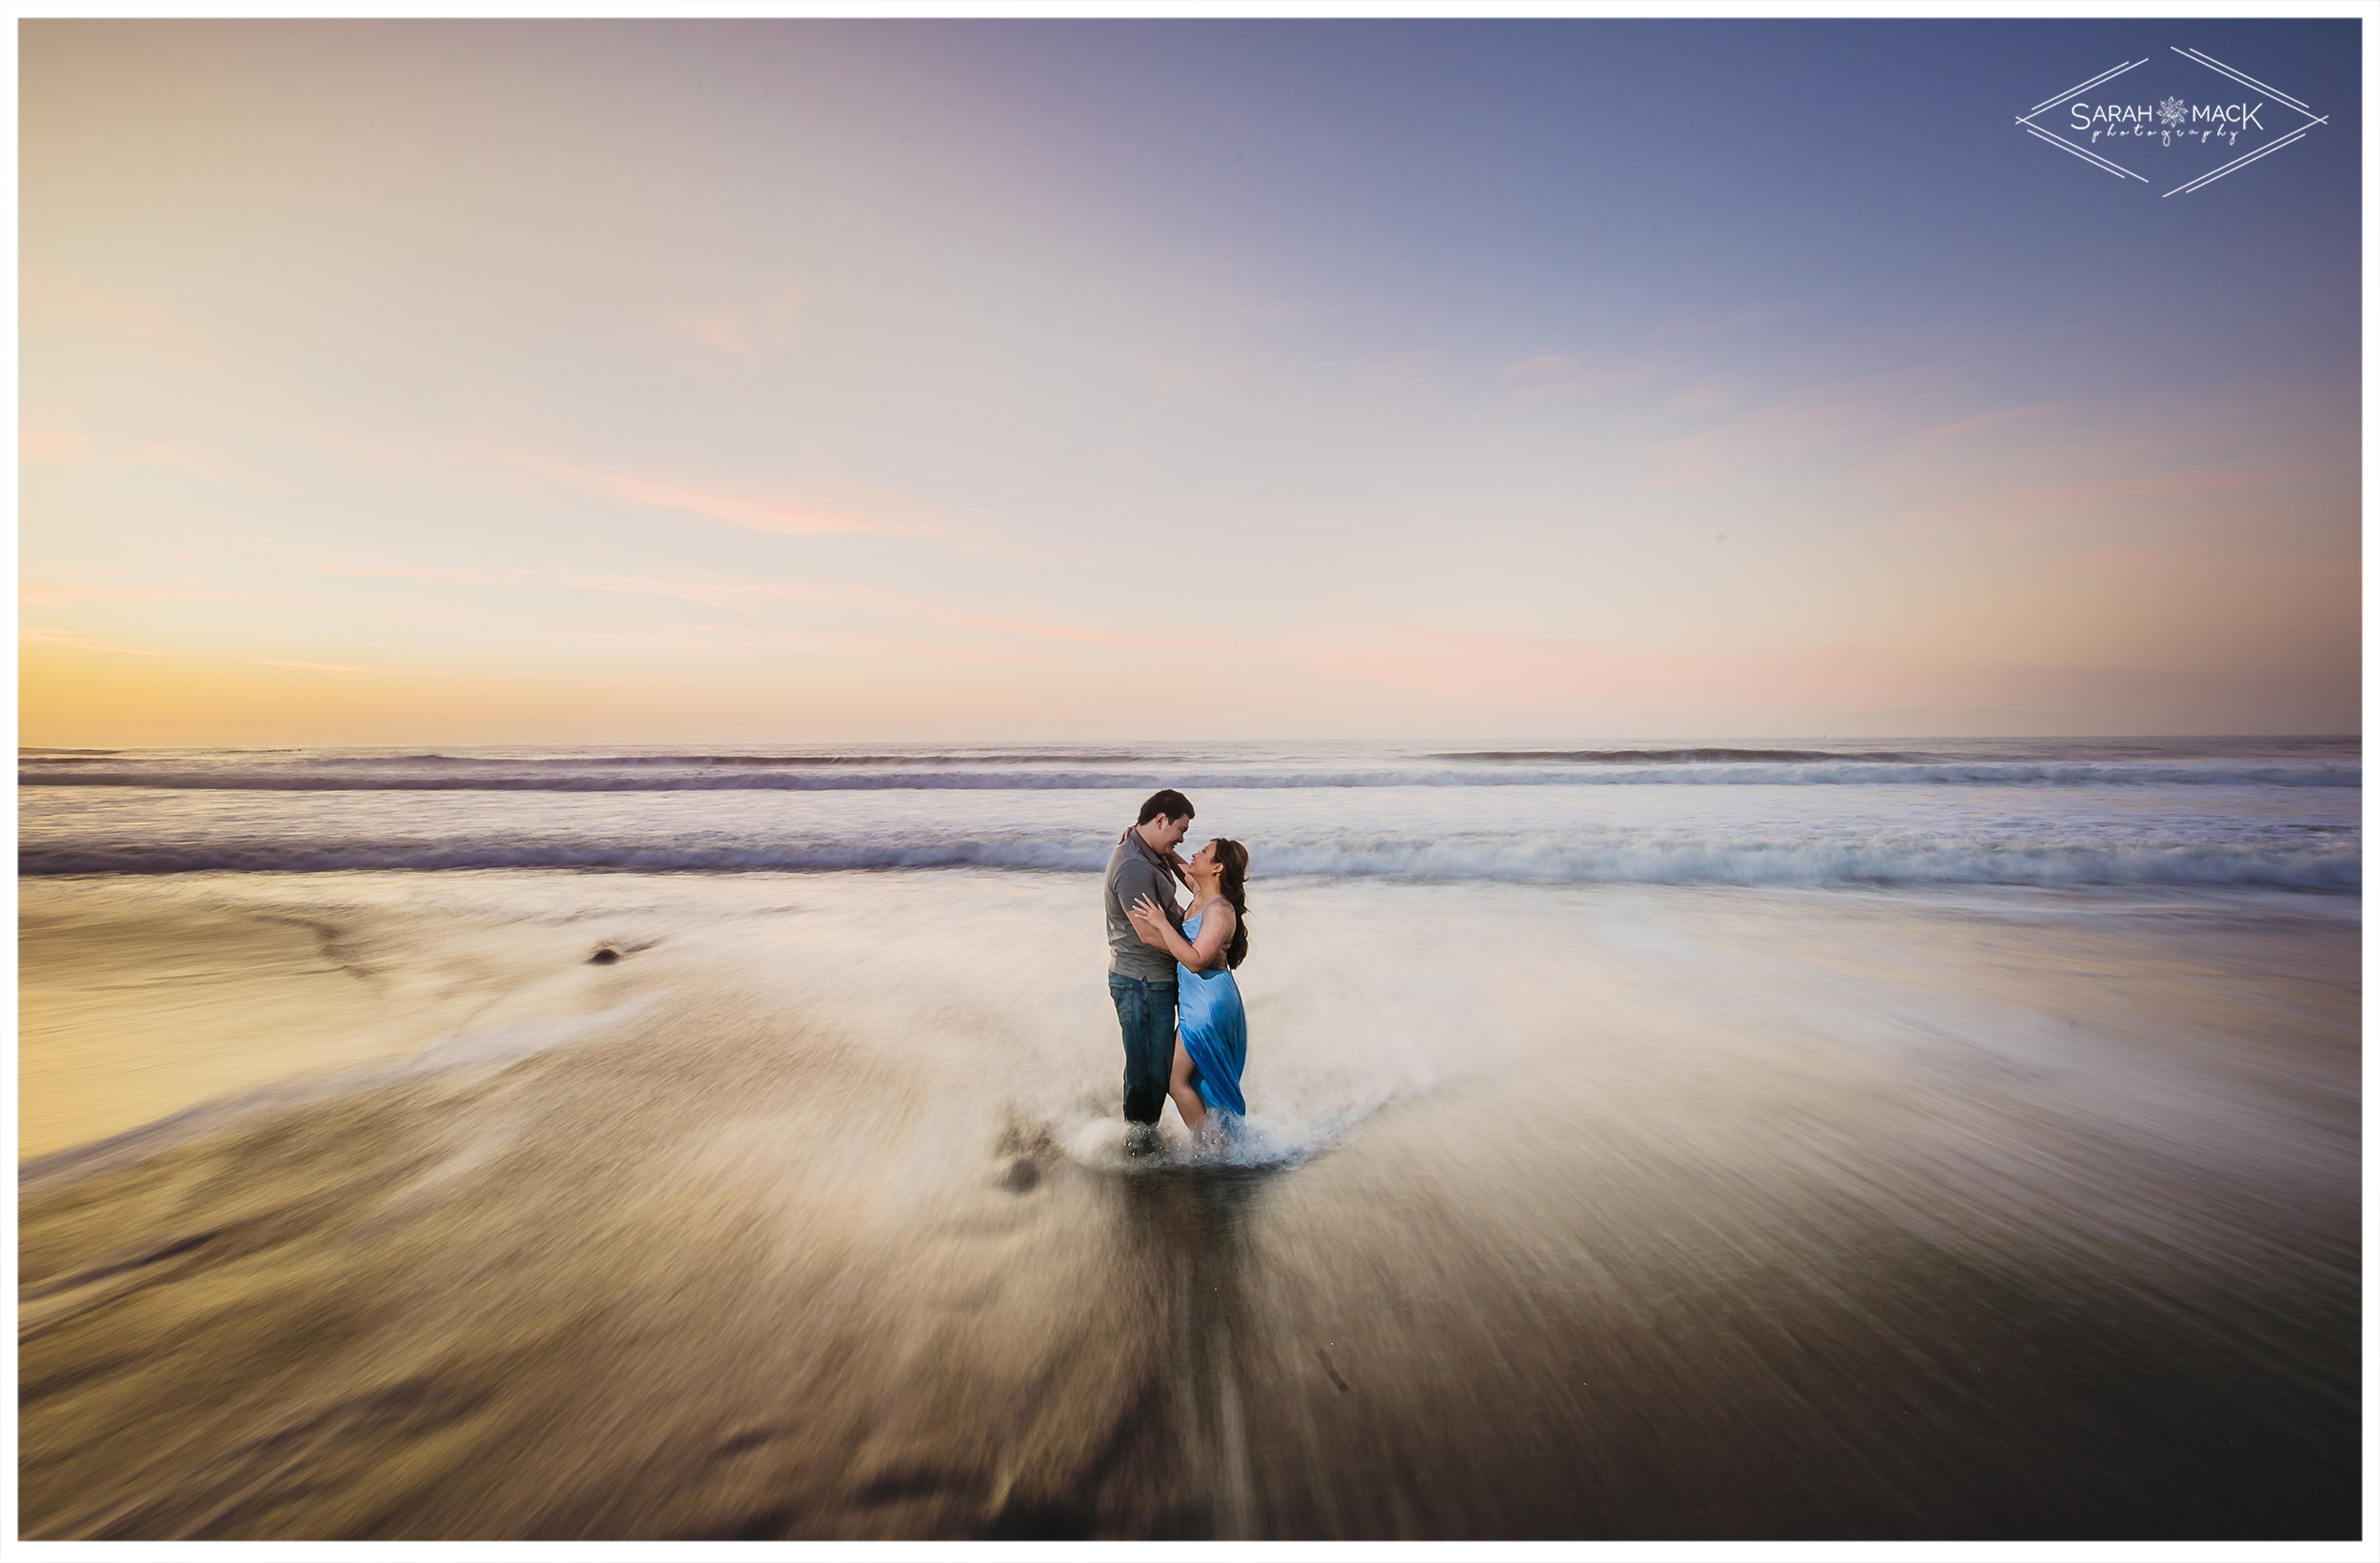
left=2157, top=96, right=2189, bottom=129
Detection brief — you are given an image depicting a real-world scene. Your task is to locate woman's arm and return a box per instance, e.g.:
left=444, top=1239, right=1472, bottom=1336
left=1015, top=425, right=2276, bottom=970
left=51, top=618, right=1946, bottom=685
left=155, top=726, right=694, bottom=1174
left=1127, top=897, right=1205, bottom=968
left=1130, top=896, right=1230, bottom=971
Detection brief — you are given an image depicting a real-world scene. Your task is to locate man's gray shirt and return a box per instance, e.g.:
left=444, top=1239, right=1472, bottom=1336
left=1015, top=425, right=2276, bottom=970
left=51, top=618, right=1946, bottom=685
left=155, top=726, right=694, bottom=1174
left=1104, top=829, right=1184, bottom=981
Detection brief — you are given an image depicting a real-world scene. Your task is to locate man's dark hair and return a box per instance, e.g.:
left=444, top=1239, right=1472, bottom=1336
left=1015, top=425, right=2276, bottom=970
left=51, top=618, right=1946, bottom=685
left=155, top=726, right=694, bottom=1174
left=1137, top=789, right=1195, bottom=825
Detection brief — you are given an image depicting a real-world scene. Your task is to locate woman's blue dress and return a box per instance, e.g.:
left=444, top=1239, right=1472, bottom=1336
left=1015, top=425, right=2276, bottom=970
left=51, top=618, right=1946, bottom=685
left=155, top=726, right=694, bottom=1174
left=1176, top=909, right=1247, bottom=1118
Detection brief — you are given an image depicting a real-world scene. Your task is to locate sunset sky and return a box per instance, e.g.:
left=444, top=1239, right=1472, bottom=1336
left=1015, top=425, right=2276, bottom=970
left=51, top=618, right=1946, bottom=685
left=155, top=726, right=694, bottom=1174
left=20, top=19, right=2361, bottom=744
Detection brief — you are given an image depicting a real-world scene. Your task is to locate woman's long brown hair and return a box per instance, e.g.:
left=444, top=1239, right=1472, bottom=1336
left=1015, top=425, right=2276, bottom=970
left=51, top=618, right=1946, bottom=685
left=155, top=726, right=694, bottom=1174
left=1208, top=838, right=1250, bottom=969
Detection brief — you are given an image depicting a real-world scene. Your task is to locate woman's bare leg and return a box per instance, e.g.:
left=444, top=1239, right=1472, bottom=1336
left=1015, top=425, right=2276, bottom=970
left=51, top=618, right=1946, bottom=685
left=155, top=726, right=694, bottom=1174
left=1167, top=1037, right=1208, bottom=1134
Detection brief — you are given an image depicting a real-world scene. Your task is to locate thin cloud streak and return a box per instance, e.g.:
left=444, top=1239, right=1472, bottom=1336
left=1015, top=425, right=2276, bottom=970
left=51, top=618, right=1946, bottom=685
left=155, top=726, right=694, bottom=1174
left=20, top=626, right=172, bottom=657
left=1895, top=405, right=2060, bottom=444
left=21, top=272, right=225, bottom=362
left=1892, top=467, right=2310, bottom=537
left=232, top=658, right=390, bottom=673
left=20, top=428, right=91, bottom=463
left=1496, top=350, right=1664, bottom=404
left=1649, top=298, right=1818, bottom=341
left=296, top=556, right=1162, bottom=656
left=20, top=426, right=248, bottom=480
left=22, top=583, right=307, bottom=604
left=512, top=454, right=928, bottom=539
left=21, top=624, right=389, bottom=673
left=662, top=288, right=803, bottom=361
left=1644, top=364, right=1952, bottom=486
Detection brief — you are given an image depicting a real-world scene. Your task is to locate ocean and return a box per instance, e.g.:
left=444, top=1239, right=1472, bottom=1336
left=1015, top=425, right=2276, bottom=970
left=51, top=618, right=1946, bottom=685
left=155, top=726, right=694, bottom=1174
left=17, top=736, right=2363, bottom=1538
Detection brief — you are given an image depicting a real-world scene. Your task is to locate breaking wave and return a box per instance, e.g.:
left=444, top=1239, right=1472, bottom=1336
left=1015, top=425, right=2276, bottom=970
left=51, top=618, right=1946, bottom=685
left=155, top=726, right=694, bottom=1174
left=20, top=830, right=2357, bottom=888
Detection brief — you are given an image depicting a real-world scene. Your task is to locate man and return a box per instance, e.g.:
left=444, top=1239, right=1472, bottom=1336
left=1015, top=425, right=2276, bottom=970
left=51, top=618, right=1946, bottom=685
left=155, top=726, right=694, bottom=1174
left=1104, top=789, right=1193, bottom=1144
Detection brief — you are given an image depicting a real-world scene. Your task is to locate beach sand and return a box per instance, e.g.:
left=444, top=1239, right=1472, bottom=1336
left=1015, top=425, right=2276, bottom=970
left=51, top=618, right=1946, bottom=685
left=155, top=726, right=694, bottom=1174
left=19, top=881, right=616, bottom=1160
left=18, top=871, right=2362, bottom=1538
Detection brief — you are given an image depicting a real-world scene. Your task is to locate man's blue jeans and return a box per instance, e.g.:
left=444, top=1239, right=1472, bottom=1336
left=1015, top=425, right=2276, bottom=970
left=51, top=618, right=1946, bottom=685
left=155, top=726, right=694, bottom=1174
left=1108, top=972, right=1178, bottom=1125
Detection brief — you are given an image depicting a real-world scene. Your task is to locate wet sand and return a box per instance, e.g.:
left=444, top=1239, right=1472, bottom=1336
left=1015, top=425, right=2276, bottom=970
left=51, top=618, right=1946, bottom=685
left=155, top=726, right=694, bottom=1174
left=19, top=883, right=616, bottom=1160
left=18, top=872, right=2362, bottom=1538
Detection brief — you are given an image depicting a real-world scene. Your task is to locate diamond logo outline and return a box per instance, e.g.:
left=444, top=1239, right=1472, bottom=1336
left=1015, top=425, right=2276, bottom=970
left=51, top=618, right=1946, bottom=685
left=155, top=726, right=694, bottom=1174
left=2013, top=47, right=2329, bottom=196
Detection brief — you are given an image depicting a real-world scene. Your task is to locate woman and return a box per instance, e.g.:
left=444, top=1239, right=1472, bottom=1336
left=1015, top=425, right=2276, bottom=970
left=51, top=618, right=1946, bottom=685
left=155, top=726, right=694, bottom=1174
left=1125, top=837, right=1250, bottom=1137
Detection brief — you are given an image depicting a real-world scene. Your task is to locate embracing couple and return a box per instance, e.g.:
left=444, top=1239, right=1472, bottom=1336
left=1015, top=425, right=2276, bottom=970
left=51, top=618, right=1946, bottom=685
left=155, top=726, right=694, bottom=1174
left=1102, top=789, right=1250, bottom=1151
